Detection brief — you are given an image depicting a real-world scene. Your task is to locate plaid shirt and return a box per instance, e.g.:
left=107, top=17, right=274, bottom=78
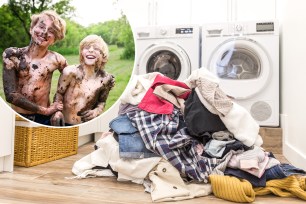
left=127, top=109, right=221, bottom=183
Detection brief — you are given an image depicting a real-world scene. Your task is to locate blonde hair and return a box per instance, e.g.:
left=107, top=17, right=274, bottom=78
left=30, top=10, right=66, bottom=42
left=79, top=35, right=109, bottom=70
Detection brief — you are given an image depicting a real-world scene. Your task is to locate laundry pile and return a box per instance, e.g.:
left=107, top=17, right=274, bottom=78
left=71, top=68, right=306, bottom=202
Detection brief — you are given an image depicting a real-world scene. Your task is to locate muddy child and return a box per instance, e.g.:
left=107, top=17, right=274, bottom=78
left=2, top=10, right=67, bottom=125
left=51, top=35, right=115, bottom=126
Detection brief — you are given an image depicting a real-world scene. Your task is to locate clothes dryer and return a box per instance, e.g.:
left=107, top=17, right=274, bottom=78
left=134, top=25, right=200, bottom=81
left=202, top=21, right=279, bottom=126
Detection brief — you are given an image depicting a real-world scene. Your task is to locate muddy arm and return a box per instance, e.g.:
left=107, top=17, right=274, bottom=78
left=53, top=67, right=72, bottom=103
left=78, top=101, right=106, bottom=122
left=2, top=63, right=60, bottom=115
left=76, top=92, right=107, bottom=122
left=56, top=53, right=68, bottom=74
left=78, top=75, right=115, bottom=122
left=94, top=74, right=115, bottom=114
left=51, top=68, right=72, bottom=126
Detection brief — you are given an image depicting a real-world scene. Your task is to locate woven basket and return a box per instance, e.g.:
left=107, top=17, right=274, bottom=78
left=15, top=115, right=25, bottom=121
left=14, top=125, right=79, bottom=167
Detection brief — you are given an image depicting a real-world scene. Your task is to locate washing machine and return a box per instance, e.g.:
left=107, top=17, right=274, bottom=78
left=134, top=25, right=200, bottom=81
left=201, top=20, right=279, bottom=126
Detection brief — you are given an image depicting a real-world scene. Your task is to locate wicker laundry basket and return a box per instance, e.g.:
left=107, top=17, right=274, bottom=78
left=14, top=116, right=78, bottom=167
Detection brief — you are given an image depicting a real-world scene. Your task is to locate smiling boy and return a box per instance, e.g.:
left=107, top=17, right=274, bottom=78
left=2, top=10, right=67, bottom=125
left=51, top=35, right=115, bottom=126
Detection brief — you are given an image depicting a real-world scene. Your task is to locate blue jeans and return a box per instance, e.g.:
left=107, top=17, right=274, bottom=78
left=225, top=163, right=306, bottom=187
left=109, top=114, right=159, bottom=159
left=265, top=163, right=306, bottom=180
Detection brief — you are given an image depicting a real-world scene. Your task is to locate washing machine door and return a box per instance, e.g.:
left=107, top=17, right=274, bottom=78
left=137, top=42, right=191, bottom=80
left=208, top=38, right=272, bottom=100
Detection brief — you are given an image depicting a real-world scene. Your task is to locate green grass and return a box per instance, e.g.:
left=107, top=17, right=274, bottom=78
left=1, top=45, right=134, bottom=111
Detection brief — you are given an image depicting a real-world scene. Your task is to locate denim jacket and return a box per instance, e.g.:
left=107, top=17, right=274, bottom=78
left=109, top=114, right=159, bottom=159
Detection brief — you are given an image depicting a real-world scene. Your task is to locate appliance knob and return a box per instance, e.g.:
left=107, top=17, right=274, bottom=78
left=235, top=24, right=243, bottom=32
left=160, top=29, right=167, bottom=35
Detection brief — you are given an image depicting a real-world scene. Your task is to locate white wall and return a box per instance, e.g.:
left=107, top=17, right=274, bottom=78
left=121, top=0, right=276, bottom=27
left=279, top=0, right=306, bottom=169
left=233, top=0, right=276, bottom=21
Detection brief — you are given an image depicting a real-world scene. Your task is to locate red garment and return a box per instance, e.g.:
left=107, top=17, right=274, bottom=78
left=138, top=74, right=191, bottom=114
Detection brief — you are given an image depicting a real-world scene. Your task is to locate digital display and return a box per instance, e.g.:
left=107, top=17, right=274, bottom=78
left=256, top=22, right=274, bottom=32
left=176, top=27, right=193, bottom=34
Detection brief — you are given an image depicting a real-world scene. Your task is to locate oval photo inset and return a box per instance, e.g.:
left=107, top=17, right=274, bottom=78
left=0, top=0, right=135, bottom=127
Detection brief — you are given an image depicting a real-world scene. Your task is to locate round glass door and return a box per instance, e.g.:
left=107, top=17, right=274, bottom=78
left=146, top=50, right=181, bottom=80
left=217, top=47, right=261, bottom=80
left=208, top=38, right=272, bottom=100
left=138, top=42, right=191, bottom=80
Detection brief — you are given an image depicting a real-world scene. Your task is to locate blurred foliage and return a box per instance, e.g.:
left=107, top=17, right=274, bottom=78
left=117, top=14, right=135, bottom=60
left=0, top=4, right=27, bottom=54
left=7, top=0, right=75, bottom=39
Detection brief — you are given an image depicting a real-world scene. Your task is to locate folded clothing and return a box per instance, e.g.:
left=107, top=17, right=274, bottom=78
left=228, top=146, right=269, bottom=178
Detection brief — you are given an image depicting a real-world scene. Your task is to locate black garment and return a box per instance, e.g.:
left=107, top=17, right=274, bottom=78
left=184, top=89, right=226, bottom=137
left=224, top=167, right=266, bottom=187
left=222, top=140, right=250, bottom=157
left=19, top=113, right=51, bottom=125
left=92, top=165, right=118, bottom=178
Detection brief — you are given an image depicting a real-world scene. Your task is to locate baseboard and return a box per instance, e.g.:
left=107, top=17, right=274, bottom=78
left=0, top=155, right=14, bottom=172
left=281, top=113, right=306, bottom=169
left=0, top=158, right=3, bottom=172
left=283, top=142, right=306, bottom=170
left=78, top=134, right=94, bottom=147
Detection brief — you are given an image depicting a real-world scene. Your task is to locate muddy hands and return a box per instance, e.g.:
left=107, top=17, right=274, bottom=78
left=78, top=109, right=100, bottom=122
left=50, top=111, right=65, bottom=126
left=39, top=102, right=63, bottom=116
left=108, top=74, right=115, bottom=87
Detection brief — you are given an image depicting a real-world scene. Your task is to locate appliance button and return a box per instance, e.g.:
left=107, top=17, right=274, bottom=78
left=236, top=24, right=243, bottom=32
left=160, top=29, right=167, bottom=35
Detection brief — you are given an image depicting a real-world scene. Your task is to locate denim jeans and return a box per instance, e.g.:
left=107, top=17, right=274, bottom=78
left=225, top=163, right=306, bottom=187
left=265, top=163, right=306, bottom=180
left=109, top=114, right=159, bottom=159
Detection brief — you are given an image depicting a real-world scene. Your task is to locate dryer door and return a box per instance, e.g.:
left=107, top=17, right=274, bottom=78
left=208, top=38, right=272, bottom=100
left=137, top=42, right=191, bottom=80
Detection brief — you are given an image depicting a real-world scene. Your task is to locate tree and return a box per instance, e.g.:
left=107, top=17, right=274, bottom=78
left=0, top=4, right=27, bottom=53
left=50, top=19, right=87, bottom=55
left=8, top=0, right=75, bottom=39
left=86, top=14, right=135, bottom=60
left=117, top=15, right=134, bottom=60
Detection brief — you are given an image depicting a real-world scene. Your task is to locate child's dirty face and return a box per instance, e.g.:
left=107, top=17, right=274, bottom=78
left=81, top=43, right=103, bottom=66
left=30, top=16, right=55, bottom=46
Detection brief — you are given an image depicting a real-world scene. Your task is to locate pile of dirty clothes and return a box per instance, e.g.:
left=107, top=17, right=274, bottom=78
left=71, top=67, right=306, bottom=203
